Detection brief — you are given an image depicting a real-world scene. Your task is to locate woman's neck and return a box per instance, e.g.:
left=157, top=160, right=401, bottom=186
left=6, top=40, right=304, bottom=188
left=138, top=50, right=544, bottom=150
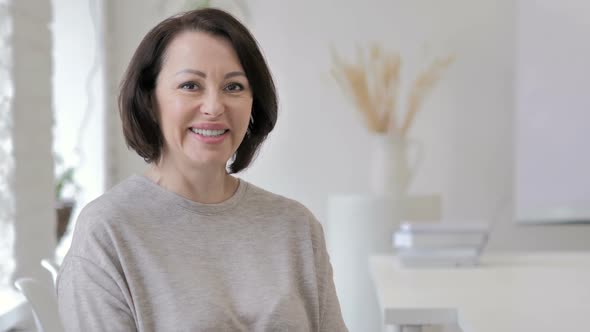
left=144, top=161, right=238, bottom=204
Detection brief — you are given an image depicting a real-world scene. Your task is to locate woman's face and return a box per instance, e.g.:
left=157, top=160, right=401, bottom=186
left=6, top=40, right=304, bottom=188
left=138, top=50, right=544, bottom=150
left=154, top=31, right=253, bottom=171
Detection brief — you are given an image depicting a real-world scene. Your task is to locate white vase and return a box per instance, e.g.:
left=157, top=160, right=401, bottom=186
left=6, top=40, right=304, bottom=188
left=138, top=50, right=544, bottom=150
left=370, top=133, right=422, bottom=199
left=326, top=195, right=402, bottom=332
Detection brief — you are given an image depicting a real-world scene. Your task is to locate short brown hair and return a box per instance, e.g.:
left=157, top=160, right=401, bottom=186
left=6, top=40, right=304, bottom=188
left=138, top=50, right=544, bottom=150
left=118, top=8, right=277, bottom=173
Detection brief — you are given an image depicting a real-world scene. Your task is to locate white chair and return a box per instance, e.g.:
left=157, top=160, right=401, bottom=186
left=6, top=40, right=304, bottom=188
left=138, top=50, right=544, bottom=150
left=14, top=278, right=64, bottom=332
left=41, top=258, right=60, bottom=289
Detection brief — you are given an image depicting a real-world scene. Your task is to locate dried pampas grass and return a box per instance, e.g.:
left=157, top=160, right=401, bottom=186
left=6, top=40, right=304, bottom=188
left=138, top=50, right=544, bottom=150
left=331, top=45, right=454, bottom=138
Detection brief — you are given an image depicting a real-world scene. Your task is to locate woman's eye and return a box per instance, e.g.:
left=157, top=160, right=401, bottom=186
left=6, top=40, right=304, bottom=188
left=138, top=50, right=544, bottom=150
left=180, top=82, right=199, bottom=90
left=225, top=83, right=244, bottom=92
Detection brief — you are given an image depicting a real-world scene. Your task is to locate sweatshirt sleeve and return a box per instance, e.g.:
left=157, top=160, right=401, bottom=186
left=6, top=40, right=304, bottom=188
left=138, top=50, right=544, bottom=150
left=56, top=199, right=137, bottom=331
left=309, top=216, right=349, bottom=332
left=57, top=256, right=137, bottom=331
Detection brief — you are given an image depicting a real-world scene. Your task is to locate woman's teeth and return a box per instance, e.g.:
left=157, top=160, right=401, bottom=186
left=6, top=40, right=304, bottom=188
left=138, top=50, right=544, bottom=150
left=190, top=128, right=227, bottom=137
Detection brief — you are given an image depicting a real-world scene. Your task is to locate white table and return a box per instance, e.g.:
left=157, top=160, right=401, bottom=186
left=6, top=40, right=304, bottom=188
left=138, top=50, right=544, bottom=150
left=370, top=252, right=590, bottom=332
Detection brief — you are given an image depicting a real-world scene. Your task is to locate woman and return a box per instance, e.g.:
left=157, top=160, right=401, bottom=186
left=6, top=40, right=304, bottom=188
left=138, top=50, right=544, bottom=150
left=57, top=8, right=347, bottom=332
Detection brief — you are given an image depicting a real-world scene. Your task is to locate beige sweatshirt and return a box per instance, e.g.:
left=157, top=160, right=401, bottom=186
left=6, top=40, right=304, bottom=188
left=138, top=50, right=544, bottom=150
left=57, top=175, right=347, bottom=332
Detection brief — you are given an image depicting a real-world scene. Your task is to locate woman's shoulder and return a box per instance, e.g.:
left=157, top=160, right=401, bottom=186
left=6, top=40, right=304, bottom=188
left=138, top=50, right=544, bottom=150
left=65, top=176, right=148, bottom=265
left=241, top=180, right=321, bottom=232
left=74, top=175, right=152, bottom=233
left=244, top=181, right=313, bottom=214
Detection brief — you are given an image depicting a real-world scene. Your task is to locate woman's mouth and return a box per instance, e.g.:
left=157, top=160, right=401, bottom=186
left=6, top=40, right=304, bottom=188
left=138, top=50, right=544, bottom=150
left=190, top=128, right=228, bottom=137
left=189, top=128, right=230, bottom=144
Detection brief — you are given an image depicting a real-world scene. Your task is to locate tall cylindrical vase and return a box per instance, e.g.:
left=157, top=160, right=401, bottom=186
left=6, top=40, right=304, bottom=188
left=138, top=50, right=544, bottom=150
left=326, top=195, right=402, bottom=332
left=370, top=133, right=420, bottom=200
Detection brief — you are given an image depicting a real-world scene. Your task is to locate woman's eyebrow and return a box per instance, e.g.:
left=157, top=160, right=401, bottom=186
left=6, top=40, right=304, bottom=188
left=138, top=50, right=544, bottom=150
left=224, top=71, right=246, bottom=79
left=175, top=69, right=206, bottom=77
left=174, top=69, right=246, bottom=79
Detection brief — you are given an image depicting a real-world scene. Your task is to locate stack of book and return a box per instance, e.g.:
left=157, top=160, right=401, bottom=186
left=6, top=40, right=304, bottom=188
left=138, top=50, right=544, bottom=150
left=393, top=222, right=490, bottom=267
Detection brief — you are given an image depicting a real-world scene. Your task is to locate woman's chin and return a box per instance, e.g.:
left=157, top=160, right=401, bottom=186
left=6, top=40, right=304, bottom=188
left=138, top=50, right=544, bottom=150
left=185, top=154, right=231, bottom=171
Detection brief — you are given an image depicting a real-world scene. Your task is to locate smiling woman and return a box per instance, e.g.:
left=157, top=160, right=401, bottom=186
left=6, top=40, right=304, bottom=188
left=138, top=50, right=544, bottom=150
left=56, top=8, right=348, bottom=332
left=154, top=32, right=253, bottom=177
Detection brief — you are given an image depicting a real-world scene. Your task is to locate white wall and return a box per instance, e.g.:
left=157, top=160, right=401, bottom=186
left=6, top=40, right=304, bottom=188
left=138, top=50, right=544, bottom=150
left=104, top=0, right=590, bottom=251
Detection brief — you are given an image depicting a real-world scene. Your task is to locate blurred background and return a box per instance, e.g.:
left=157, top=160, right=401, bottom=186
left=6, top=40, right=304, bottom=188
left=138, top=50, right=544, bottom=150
left=0, top=0, right=589, bottom=331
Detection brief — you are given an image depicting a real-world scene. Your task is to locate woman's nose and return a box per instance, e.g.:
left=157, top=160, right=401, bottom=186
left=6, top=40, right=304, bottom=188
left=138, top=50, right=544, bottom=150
left=200, top=90, right=224, bottom=117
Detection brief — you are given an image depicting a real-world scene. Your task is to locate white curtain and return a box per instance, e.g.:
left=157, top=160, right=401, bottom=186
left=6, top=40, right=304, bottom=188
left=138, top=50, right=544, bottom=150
left=0, top=0, right=15, bottom=290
